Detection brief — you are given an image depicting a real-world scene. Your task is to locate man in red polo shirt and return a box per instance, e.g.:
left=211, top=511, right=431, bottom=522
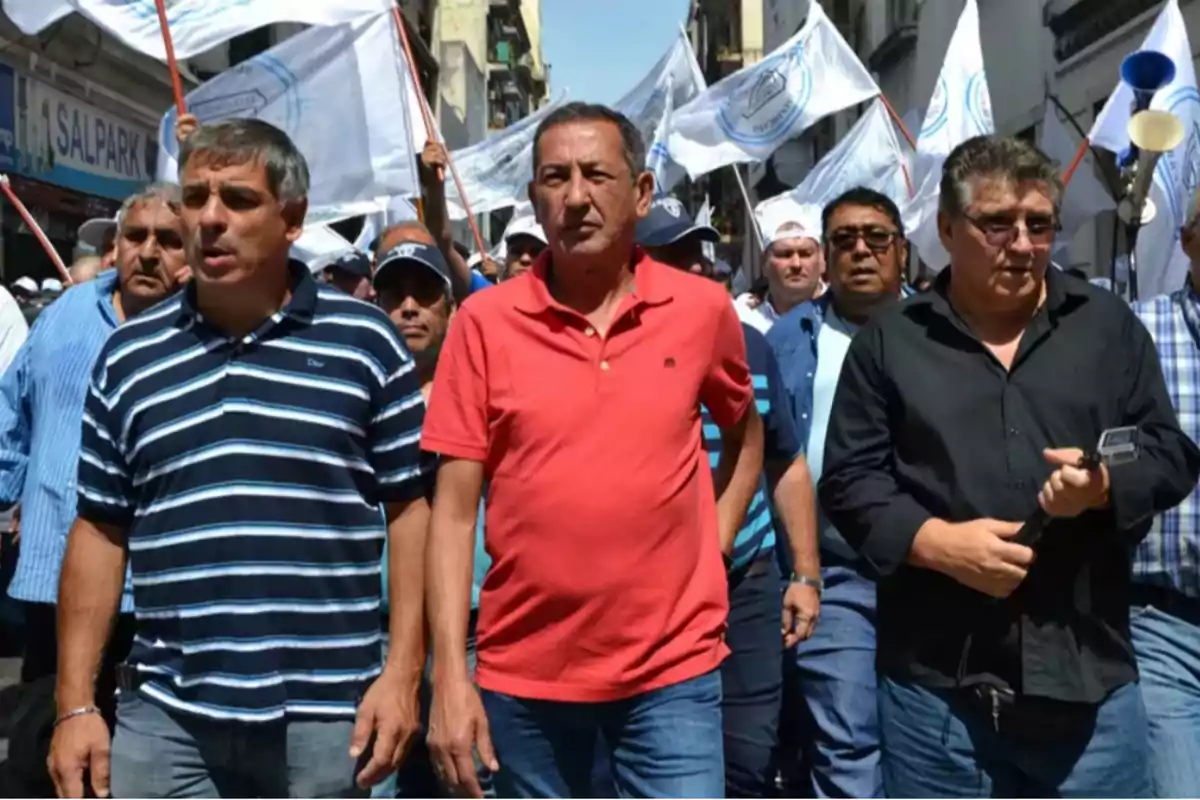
left=423, top=102, right=763, bottom=798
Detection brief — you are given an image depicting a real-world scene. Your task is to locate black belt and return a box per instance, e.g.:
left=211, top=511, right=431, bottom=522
left=1130, top=583, right=1200, bottom=627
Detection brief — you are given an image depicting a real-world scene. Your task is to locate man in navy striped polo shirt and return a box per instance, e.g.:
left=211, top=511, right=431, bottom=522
left=47, top=120, right=434, bottom=799
left=636, top=197, right=820, bottom=798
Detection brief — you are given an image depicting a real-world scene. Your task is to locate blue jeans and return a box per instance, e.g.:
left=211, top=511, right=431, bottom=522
left=879, top=677, right=1153, bottom=798
left=110, top=691, right=364, bottom=798
left=481, top=669, right=725, bottom=798
left=1131, top=602, right=1200, bottom=798
left=721, top=556, right=783, bottom=797
left=780, top=562, right=881, bottom=798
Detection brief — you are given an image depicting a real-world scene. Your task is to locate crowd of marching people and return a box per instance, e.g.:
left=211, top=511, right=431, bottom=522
left=0, top=95, right=1196, bottom=800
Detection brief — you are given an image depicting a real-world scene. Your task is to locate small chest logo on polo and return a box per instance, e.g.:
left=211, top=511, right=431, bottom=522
left=307, top=358, right=325, bottom=369
left=664, top=357, right=676, bottom=369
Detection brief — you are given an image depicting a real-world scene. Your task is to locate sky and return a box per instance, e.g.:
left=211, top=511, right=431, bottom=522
left=541, top=0, right=692, bottom=105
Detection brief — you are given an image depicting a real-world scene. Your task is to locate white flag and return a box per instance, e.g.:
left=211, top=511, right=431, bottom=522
left=440, top=94, right=567, bottom=220
left=291, top=225, right=354, bottom=271
left=2, top=0, right=392, bottom=62
left=1038, top=102, right=1115, bottom=255
left=904, top=0, right=994, bottom=271
left=1088, top=0, right=1197, bottom=298
left=616, top=29, right=707, bottom=195
left=696, top=196, right=715, bottom=261
left=756, top=99, right=910, bottom=221
left=156, top=13, right=421, bottom=225
left=667, top=1, right=878, bottom=178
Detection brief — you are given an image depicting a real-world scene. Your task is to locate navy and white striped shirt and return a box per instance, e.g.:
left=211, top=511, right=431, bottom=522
left=76, top=262, right=433, bottom=722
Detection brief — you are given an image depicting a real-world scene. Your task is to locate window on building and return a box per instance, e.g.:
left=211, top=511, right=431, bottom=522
left=228, top=27, right=273, bottom=67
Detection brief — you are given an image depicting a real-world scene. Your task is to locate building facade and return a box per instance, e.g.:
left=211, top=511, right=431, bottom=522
left=0, top=12, right=178, bottom=283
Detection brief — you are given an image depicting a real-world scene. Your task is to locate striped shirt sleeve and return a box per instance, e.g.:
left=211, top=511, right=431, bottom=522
left=77, top=367, right=134, bottom=528
left=368, top=330, right=436, bottom=505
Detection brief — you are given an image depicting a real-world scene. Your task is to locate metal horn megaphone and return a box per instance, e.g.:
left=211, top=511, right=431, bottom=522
left=1122, top=50, right=1176, bottom=114
left=1117, top=109, right=1185, bottom=226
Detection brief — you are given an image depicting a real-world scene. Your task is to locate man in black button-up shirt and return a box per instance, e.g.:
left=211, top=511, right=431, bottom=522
left=819, top=135, right=1200, bottom=798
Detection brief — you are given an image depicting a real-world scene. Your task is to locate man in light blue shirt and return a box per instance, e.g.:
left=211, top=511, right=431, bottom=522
left=0, top=184, right=187, bottom=794
left=767, top=187, right=912, bottom=798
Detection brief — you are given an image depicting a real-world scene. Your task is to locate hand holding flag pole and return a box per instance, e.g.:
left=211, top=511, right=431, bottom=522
left=391, top=7, right=489, bottom=261
left=0, top=176, right=70, bottom=286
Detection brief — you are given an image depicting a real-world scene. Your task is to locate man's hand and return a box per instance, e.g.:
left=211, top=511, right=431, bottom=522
left=349, top=669, right=422, bottom=789
left=48, top=713, right=111, bottom=799
left=175, top=113, right=198, bottom=143
left=427, top=677, right=498, bottom=799
left=1039, top=448, right=1110, bottom=518
left=420, top=140, right=448, bottom=184
left=911, top=518, right=1034, bottom=598
left=781, top=580, right=820, bottom=647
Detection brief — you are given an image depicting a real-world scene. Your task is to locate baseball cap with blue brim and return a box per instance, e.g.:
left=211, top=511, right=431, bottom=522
left=636, top=196, right=719, bottom=247
left=374, top=241, right=453, bottom=292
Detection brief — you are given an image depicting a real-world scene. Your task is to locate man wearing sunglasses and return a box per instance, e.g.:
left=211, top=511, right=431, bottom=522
left=819, top=136, right=1199, bottom=797
left=765, top=186, right=911, bottom=798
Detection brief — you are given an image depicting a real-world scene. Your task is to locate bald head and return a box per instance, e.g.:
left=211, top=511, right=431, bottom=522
left=375, top=222, right=436, bottom=259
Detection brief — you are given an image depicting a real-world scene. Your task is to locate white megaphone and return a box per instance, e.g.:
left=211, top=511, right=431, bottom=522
left=1116, top=109, right=1185, bottom=226
left=1115, top=50, right=1184, bottom=227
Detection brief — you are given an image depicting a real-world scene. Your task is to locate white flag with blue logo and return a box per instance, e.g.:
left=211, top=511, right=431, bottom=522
left=666, top=1, right=878, bottom=178
left=902, top=0, right=994, bottom=271
left=615, top=29, right=707, bottom=195
left=1039, top=102, right=1115, bottom=255
left=2, top=0, right=392, bottom=62
left=155, top=12, right=421, bottom=225
left=1088, top=0, right=1197, bottom=298
left=439, top=94, right=567, bottom=220
left=756, top=99, right=911, bottom=220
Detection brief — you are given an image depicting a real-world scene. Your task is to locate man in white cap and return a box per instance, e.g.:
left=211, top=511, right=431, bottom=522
left=738, top=206, right=825, bottom=333
left=500, top=213, right=547, bottom=281
left=76, top=216, right=118, bottom=270
left=39, top=278, right=63, bottom=298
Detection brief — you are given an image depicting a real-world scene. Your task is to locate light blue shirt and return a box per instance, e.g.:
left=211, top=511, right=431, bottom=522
left=382, top=501, right=490, bottom=610
left=806, top=309, right=857, bottom=560
left=0, top=270, right=134, bottom=609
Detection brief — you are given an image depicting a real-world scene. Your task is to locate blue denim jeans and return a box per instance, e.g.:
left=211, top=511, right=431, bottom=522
left=779, top=561, right=881, bottom=798
left=481, top=669, right=725, bottom=798
left=879, top=677, right=1153, bottom=798
left=721, top=556, right=783, bottom=797
left=110, top=691, right=365, bottom=798
left=1131, top=602, right=1200, bottom=798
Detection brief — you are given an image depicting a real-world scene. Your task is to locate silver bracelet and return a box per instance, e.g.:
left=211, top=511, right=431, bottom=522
left=54, top=705, right=101, bottom=727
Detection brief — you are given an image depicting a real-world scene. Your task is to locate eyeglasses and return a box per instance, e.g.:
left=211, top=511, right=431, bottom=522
left=963, top=213, right=1060, bottom=247
left=828, top=228, right=902, bottom=253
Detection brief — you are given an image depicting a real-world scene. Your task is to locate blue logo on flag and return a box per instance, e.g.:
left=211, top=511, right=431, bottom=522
left=716, top=44, right=812, bottom=148
left=920, top=76, right=949, bottom=139
left=966, top=72, right=991, bottom=133
left=1158, top=85, right=1200, bottom=227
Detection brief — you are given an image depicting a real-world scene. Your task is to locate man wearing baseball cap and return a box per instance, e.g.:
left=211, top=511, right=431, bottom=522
left=636, top=193, right=820, bottom=798
left=320, top=249, right=375, bottom=300
left=739, top=205, right=825, bottom=333
left=77, top=216, right=118, bottom=270
left=500, top=213, right=547, bottom=281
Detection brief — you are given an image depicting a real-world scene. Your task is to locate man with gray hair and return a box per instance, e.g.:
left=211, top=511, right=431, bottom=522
left=48, top=119, right=434, bottom=798
left=819, top=135, right=1199, bottom=797
left=1126, top=186, right=1200, bottom=797
left=0, top=181, right=187, bottom=796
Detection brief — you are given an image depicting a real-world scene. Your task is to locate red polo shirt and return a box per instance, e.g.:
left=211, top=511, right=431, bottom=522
left=422, top=249, right=752, bottom=702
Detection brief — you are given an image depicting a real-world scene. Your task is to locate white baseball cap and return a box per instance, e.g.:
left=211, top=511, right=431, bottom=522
left=755, top=200, right=822, bottom=251
left=503, top=214, right=547, bottom=246
left=12, top=276, right=38, bottom=295
left=41, top=278, right=63, bottom=294
left=78, top=216, right=119, bottom=251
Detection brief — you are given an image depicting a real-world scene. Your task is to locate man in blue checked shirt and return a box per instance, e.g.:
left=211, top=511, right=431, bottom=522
left=0, top=183, right=188, bottom=794
left=636, top=196, right=820, bottom=798
left=1129, top=190, right=1200, bottom=798
left=766, top=187, right=915, bottom=798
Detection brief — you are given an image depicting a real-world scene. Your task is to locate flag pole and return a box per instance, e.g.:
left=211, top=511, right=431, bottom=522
left=878, top=93, right=916, bottom=150
left=392, top=7, right=488, bottom=260
left=153, top=0, right=188, bottom=115
left=0, top=176, right=70, bottom=285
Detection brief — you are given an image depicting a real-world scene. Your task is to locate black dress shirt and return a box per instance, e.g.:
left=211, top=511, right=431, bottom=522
left=818, top=268, right=1200, bottom=703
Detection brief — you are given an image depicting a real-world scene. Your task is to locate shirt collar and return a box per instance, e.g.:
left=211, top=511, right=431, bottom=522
left=514, top=246, right=674, bottom=314
left=93, top=268, right=120, bottom=326
left=180, top=259, right=318, bottom=327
